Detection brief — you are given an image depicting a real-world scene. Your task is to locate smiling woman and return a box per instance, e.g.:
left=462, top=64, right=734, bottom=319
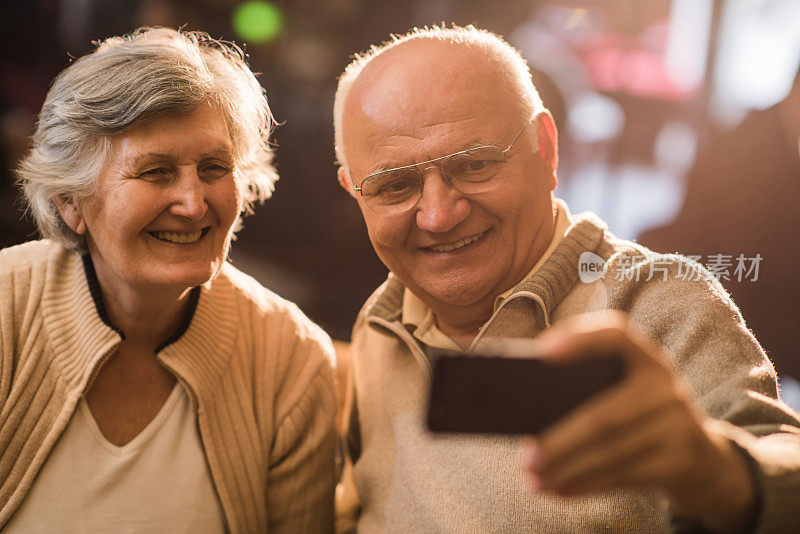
left=69, top=107, right=241, bottom=292
left=0, top=28, right=336, bottom=533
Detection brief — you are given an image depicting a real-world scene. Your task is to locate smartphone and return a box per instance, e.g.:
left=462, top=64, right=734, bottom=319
left=426, top=349, right=625, bottom=435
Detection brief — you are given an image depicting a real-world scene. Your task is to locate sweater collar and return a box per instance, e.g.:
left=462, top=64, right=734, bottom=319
left=155, top=264, right=239, bottom=401
left=81, top=251, right=237, bottom=400
left=493, top=212, right=607, bottom=323
left=365, top=212, right=608, bottom=334
left=40, top=247, right=235, bottom=398
left=80, top=253, right=201, bottom=353
left=40, top=248, right=122, bottom=391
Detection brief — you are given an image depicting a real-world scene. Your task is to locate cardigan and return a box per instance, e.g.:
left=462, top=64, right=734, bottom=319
left=340, top=211, right=800, bottom=533
left=0, top=240, right=337, bottom=533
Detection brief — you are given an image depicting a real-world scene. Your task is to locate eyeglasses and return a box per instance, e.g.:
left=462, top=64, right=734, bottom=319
left=352, top=120, right=533, bottom=214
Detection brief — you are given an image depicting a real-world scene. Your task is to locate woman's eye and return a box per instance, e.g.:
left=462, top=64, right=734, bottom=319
left=139, top=167, right=171, bottom=180
left=200, top=163, right=231, bottom=181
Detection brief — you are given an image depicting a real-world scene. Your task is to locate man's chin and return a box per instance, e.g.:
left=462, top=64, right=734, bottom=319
left=417, top=281, right=496, bottom=309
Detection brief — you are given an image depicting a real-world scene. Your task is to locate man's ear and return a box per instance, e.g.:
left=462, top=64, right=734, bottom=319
left=53, top=195, right=86, bottom=235
left=338, top=166, right=358, bottom=199
left=535, top=111, right=559, bottom=191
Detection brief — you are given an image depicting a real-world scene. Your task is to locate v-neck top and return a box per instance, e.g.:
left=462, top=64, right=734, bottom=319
left=4, top=383, right=226, bottom=533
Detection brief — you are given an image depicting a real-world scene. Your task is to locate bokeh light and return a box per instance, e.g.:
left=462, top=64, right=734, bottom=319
left=232, top=0, right=284, bottom=43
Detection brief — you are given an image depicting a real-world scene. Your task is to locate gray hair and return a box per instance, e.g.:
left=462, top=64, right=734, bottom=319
left=333, top=25, right=545, bottom=168
left=17, top=27, right=277, bottom=250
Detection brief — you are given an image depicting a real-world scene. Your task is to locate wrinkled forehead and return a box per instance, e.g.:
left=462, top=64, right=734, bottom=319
left=342, top=40, right=523, bottom=166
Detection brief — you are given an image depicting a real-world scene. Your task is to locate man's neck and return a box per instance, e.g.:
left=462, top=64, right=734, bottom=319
left=433, top=313, right=488, bottom=351
left=424, top=201, right=560, bottom=350
left=430, top=296, right=496, bottom=350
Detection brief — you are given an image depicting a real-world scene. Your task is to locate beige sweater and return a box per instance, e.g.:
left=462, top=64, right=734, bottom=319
left=0, top=240, right=337, bottom=533
left=341, top=212, right=800, bottom=533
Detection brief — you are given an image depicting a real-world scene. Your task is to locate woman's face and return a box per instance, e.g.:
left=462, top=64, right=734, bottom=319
left=76, top=105, right=242, bottom=293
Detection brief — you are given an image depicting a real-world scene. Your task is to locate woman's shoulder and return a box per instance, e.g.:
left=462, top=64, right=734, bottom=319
left=0, top=240, right=76, bottom=296
left=212, top=261, right=333, bottom=354
left=0, top=240, right=72, bottom=271
left=0, top=241, right=79, bottom=354
left=209, top=263, right=336, bottom=396
left=214, top=261, right=310, bottom=321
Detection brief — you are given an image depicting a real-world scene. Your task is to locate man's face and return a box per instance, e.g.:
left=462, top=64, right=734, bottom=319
left=340, top=41, right=558, bottom=311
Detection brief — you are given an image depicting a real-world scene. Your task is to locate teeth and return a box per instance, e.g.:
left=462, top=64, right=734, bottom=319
left=430, top=231, right=485, bottom=253
left=152, top=230, right=203, bottom=244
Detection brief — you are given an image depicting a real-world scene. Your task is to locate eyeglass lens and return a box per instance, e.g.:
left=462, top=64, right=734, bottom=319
left=361, top=145, right=507, bottom=212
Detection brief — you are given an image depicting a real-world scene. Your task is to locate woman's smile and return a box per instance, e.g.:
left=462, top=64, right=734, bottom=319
left=148, top=227, right=210, bottom=244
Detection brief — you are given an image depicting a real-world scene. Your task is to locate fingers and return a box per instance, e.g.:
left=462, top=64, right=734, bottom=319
left=526, top=396, right=695, bottom=495
left=531, top=367, right=679, bottom=473
left=519, top=312, right=757, bottom=530
left=522, top=311, right=708, bottom=497
left=538, top=311, right=666, bottom=374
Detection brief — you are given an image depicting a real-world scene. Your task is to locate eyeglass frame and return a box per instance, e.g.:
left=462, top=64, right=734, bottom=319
left=350, top=118, right=535, bottom=211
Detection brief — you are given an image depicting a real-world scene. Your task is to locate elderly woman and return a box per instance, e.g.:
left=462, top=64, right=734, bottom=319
left=0, top=28, right=336, bottom=532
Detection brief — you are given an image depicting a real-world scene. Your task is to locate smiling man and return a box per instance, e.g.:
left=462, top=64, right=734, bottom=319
left=334, top=26, right=800, bottom=533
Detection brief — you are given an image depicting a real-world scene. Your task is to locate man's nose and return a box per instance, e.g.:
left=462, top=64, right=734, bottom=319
left=169, top=169, right=208, bottom=221
left=415, top=168, right=470, bottom=233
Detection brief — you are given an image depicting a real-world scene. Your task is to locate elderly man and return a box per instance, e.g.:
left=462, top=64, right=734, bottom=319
left=334, top=26, right=800, bottom=533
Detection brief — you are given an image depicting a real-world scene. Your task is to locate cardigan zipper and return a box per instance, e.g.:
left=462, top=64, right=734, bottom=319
left=155, top=359, right=231, bottom=534
left=82, top=340, right=123, bottom=393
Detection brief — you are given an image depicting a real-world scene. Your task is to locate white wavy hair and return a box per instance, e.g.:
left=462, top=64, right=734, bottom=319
left=17, top=27, right=277, bottom=250
left=333, top=24, right=546, bottom=168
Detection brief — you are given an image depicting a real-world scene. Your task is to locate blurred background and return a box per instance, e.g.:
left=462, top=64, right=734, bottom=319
left=2, top=0, right=799, bottom=394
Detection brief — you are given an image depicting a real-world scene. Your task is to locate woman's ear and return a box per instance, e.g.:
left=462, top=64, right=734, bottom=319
left=53, top=195, right=86, bottom=235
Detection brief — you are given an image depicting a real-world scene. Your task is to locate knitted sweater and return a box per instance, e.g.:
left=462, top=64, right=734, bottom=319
left=341, top=212, right=800, bottom=533
left=0, top=240, right=337, bottom=533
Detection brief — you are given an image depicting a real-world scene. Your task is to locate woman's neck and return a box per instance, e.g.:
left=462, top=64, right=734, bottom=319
left=87, top=253, right=196, bottom=351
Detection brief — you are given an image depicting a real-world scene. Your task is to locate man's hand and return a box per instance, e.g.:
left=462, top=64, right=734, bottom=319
left=521, top=312, right=756, bottom=533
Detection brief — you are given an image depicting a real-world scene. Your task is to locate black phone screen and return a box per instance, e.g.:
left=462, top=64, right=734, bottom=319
left=427, top=352, right=625, bottom=435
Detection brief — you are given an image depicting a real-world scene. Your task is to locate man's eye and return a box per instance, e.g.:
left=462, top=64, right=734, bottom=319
left=445, top=150, right=504, bottom=181
left=466, top=160, right=489, bottom=171
left=379, top=180, right=412, bottom=194
left=448, top=158, right=489, bottom=176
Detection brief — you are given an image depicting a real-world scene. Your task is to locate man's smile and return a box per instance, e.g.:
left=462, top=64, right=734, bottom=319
left=422, top=230, right=487, bottom=253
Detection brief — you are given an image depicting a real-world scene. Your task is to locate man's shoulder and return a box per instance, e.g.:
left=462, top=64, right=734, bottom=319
left=599, top=234, right=719, bottom=288
left=354, top=273, right=404, bottom=323
left=593, top=233, right=747, bottom=340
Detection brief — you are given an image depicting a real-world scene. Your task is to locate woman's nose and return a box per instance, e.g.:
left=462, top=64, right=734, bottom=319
left=169, top=170, right=208, bottom=221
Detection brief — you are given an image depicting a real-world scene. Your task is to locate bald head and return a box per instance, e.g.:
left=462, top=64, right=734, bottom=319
left=334, top=26, right=545, bottom=168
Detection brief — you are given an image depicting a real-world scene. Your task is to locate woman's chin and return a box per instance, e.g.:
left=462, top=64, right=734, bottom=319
left=137, top=263, right=220, bottom=291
